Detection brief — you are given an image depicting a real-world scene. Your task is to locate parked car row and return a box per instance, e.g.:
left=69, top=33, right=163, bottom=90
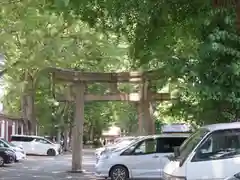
left=95, top=122, right=240, bottom=180
left=0, top=134, right=62, bottom=167
left=0, top=138, right=26, bottom=167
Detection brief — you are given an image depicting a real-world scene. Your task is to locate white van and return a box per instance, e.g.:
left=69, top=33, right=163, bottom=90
left=10, top=135, right=61, bottom=156
left=163, top=122, right=240, bottom=180
left=95, top=133, right=189, bottom=180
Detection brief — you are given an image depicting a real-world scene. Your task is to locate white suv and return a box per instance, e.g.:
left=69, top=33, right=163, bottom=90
left=95, top=133, right=190, bottom=180
left=10, top=135, right=61, bottom=156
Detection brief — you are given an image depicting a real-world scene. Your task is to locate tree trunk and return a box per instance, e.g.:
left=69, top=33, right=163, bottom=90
left=50, top=73, right=56, bottom=136
left=90, top=125, right=94, bottom=142
left=27, top=74, right=36, bottom=135
left=68, top=124, right=72, bottom=150
left=63, top=128, right=68, bottom=151
left=21, top=94, right=29, bottom=134
left=21, top=71, right=36, bottom=135
left=56, top=129, right=61, bottom=143
left=27, top=93, right=36, bottom=135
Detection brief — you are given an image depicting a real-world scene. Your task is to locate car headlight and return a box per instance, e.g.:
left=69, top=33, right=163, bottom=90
left=99, top=154, right=109, bottom=160
left=163, top=173, right=186, bottom=180
left=170, top=176, right=186, bottom=180
left=100, top=150, right=106, bottom=156
left=225, top=173, right=240, bottom=180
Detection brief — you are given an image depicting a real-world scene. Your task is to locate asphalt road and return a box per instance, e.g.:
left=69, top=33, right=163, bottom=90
left=0, top=149, right=97, bottom=180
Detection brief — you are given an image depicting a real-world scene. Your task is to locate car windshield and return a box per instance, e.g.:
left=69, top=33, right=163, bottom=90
left=43, top=137, right=56, bottom=144
left=112, top=138, right=140, bottom=152
left=116, top=140, right=133, bottom=146
left=1, top=139, right=16, bottom=147
left=106, top=139, right=134, bottom=151
left=117, top=138, right=139, bottom=148
left=177, top=128, right=209, bottom=159
left=115, top=137, right=149, bottom=153
left=45, top=139, right=54, bottom=144
left=114, top=138, right=124, bottom=144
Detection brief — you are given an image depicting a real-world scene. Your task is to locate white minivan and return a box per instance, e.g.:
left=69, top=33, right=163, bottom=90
left=95, top=133, right=189, bottom=180
left=10, top=135, right=61, bottom=156
left=163, top=122, right=240, bottom=180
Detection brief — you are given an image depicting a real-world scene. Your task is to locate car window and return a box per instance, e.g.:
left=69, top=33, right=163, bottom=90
left=11, top=136, right=34, bottom=142
left=133, top=138, right=157, bottom=155
left=158, top=137, right=187, bottom=153
left=0, top=141, right=7, bottom=148
left=1, top=139, right=15, bottom=147
left=193, top=129, right=240, bottom=162
left=177, top=128, right=209, bottom=161
left=121, top=142, right=138, bottom=155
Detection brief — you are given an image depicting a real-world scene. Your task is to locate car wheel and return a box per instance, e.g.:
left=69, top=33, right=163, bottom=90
left=47, top=149, right=56, bottom=156
left=0, top=156, right=4, bottom=167
left=110, top=165, right=129, bottom=180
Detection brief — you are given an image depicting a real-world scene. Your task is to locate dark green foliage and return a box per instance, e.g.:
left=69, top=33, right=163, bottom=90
left=4, top=0, right=240, bottom=132
left=196, top=10, right=240, bottom=121
left=46, top=1, right=240, bottom=124
left=165, top=9, right=240, bottom=124
left=47, top=0, right=211, bottom=66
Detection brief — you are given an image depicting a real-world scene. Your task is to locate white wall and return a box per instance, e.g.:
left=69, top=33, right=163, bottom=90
left=0, top=121, right=4, bottom=138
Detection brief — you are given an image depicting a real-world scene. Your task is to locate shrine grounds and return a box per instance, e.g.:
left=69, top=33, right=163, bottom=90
left=0, top=149, right=97, bottom=180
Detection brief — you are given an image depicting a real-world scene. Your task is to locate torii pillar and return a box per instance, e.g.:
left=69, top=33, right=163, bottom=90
left=137, top=81, right=155, bottom=135
left=71, top=82, right=85, bottom=172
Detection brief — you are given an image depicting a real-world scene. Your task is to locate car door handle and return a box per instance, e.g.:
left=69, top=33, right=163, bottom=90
left=152, top=155, right=159, bottom=158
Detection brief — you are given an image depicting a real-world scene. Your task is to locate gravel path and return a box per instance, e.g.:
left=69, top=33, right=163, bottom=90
left=0, top=149, right=97, bottom=180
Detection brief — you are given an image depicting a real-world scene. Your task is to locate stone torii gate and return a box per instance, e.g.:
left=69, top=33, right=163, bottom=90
left=40, top=67, right=170, bottom=172
left=59, top=83, right=170, bottom=135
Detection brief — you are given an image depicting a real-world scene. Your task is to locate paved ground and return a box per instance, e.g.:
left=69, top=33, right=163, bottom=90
left=0, top=149, right=97, bottom=180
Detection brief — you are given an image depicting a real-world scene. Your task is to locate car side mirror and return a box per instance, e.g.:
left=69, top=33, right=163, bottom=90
left=174, top=146, right=180, bottom=157
left=134, top=149, right=143, bottom=154
left=199, top=149, right=208, bottom=154
left=0, top=143, right=4, bottom=147
left=193, top=148, right=210, bottom=160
